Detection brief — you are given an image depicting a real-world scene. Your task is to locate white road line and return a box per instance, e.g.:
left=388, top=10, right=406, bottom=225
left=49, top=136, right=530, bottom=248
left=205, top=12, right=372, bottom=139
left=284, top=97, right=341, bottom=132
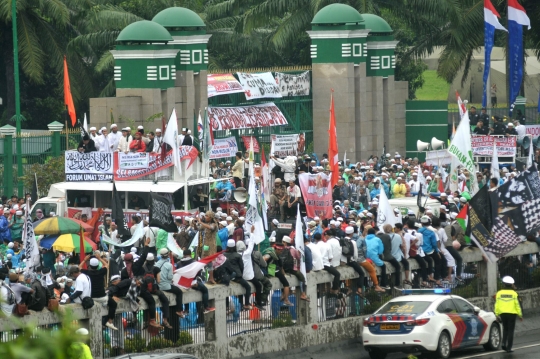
left=456, top=343, right=540, bottom=359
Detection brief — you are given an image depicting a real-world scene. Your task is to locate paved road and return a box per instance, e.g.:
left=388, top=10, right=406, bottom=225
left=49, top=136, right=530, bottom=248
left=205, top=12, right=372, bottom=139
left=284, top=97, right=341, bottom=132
left=357, top=331, right=540, bottom=359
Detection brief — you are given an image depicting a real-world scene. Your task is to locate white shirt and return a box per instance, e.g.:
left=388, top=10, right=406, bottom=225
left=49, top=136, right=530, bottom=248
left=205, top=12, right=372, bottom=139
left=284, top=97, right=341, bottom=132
left=287, top=185, right=301, bottom=199
left=515, top=124, right=526, bottom=139
left=74, top=274, right=91, bottom=303
left=316, top=240, right=332, bottom=267
left=408, top=179, right=420, bottom=192
left=437, top=227, right=449, bottom=247
left=306, top=242, right=323, bottom=271
left=117, top=135, right=132, bottom=152
left=403, top=231, right=413, bottom=259
left=241, top=238, right=255, bottom=281
left=153, top=135, right=163, bottom=153
left=327, top=237, right=342, bottom=267
left=108, top=131, right=121, bottom=151
left=95, top=135, right=111, bottom=152
left=144, top=226, right=158, bottom=247
left=0, top=284, right=14, bottom=317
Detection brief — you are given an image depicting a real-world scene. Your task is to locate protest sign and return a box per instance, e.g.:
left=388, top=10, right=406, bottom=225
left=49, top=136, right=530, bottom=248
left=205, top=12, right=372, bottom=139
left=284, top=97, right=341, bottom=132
left=425, top=150, right=453, bottom=166
left=242, top=136, right=260, bottom=153
left=207, top=74, right=244, bottom=98
left=208, top=103, right=288, bottom=131
left=275, top=71, right=310, bottom=97
left=270, top=134, right=299, bottom=157
left=118, top=152, right=149, bottom=169
left=209, top=137, right=239, bottom=159
left=65, top=151, right=113, bottom=182
left=526, top=124, right=540, bottom=137
left=236, top=72, right=282, bottom=100
left=298, top=173, right=333, bottom=219
left=471, top=135, right=517, bottom=156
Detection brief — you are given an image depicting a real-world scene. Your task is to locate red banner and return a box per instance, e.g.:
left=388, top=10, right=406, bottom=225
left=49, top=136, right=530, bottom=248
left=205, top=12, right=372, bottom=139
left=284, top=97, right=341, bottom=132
left=113, top=146, right=198, bottom=180
left=298, top=172, right=333, bottom=219
left=242, top=136, right=260, bottom=153
left=471, top=136, right=517, bottom=156
left=208, top=103, right=288, bottom=131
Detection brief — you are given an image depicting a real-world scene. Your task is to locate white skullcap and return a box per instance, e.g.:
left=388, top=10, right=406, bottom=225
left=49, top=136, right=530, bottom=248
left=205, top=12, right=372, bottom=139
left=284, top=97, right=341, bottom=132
left=426, top=176, right=432, bottom=180
left=111, top=123, right=117, bottom=128
left=345, top=226, right=354, bottom=234
left=76, top=328, right=89, bottom=336
left=187, top=130, right=192, bottom=134
left=272, top=219, right=279, bottom=226
left=450, top=212, right=458, bottom=219
left=100, top=127, right=106, bottom=131
left=137, top=125, right=144, bottom=130
left=314, top=216, right=320, bottom=221
left=89, top=127, right=96, bottom=131
left=337, top=217, right=344, bottom=222
left=155, top=128, right=162, bottom=132
left=219, top=221, right=227, bottom=226
left=226, top=216, right=233, bottom=221
left=216, top=207, right=223, bottom=212
left=15, top=210, right=22, bottom=215
left=89, top=258, right=99, bottom=266
left=146, top=253, right=155, bottom=261
left=283, top=236, right=292, bottom=244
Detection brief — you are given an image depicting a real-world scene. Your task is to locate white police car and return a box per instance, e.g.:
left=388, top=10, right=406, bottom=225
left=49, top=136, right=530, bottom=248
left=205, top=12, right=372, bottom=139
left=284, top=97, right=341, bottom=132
left=362, top=289, right=500, bottom=359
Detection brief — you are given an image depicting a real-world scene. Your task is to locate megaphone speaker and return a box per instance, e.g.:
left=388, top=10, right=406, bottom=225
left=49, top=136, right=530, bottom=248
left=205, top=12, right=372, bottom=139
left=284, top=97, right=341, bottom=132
left=417, top=140, right=430, bottom=152
left=233, top=187, right=248, bottom=203
left=517, top=136, right=531, bottom=150
left=533, top=136, right=540, bottom=148
left=431, top=137, right=445, bottom=150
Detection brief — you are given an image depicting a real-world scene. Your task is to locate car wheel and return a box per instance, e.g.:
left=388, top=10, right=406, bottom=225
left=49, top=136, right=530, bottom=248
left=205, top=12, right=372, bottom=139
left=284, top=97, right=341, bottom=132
left=368, top=349, right=387, bottom=359
left=483, top=323, right=501, bottom=351
left=434, top=331, right=451, bottom=359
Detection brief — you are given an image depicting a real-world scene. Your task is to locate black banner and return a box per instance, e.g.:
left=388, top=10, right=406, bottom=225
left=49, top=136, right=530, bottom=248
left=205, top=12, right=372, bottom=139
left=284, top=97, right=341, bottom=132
left=149, top=192, right=178, bottom=233
left=469, top=185, right=493, bottom=231
left=112, top=183, right=130, bottom=237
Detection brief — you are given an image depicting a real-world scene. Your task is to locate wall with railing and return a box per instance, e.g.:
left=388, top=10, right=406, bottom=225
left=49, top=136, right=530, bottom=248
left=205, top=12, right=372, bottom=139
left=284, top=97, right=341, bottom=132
left=1, top=242, right=539, bottom=359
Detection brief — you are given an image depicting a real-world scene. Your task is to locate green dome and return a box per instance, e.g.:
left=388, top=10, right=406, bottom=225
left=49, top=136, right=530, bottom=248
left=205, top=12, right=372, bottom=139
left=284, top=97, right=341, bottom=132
left=362, top=14, right=392, bottom=33
left=117, top=20, right=173, bottom=43
left=312, top=4, right=364, bottom=25
left=152, top=7, right=205, bottom=28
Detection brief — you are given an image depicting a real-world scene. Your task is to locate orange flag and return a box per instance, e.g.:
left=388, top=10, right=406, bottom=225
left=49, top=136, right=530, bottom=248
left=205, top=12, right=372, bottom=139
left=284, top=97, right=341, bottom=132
left=328, top=92, right=339, bottom=188
left=63, top=56, right=76, bottom=127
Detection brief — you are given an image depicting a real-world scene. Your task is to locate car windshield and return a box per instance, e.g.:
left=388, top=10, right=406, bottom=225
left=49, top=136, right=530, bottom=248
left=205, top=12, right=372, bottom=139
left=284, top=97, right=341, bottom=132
left=377, top=301, right=431, bottom=315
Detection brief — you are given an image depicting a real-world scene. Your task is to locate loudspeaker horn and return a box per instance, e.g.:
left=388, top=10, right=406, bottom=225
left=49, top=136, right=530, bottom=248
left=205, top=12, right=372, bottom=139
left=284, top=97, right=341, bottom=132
left=233, top=187, right=248, bottom=203
left=532, top=136, right=540, bottom=148
left=517, top=136, right=531, bottom=150
left=417, top=140, right=430, bottom=152
left=431, top=137, right=445, bottom=150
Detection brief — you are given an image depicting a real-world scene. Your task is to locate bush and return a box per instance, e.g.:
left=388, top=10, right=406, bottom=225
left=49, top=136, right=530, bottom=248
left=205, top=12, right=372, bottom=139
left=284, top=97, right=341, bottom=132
left=147, top=338, right=175, bottom=351
left=271, top=315, right=294, bottom=328
left=124, top=335, right=147, bottom=353
left=178, top=331, right=194, bottom=346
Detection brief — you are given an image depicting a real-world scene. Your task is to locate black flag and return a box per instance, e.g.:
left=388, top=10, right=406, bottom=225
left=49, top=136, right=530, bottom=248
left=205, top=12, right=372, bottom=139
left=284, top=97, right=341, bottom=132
left=112, top=183, right=130, bottom=237
left=417, top=184, right=425, bottom=213
left=149, top=192, right=177, bottom=233
left=468, top=185, right=493, bottom=231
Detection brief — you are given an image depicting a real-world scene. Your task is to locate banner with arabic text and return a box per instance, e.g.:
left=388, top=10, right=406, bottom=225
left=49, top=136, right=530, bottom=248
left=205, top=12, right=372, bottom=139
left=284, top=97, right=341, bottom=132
left=236, top=72, right=282, bottom=100
left=471, top=135, right=516, bottom=156
left=208, top=103, right=288, bottom=131
left=65, top=151, right=113, bottom=182
left=207, top=74, right=244, bottom=98
left=275, top=71, right=310, bottom=97
left=298, top=172, right=333, bottom=219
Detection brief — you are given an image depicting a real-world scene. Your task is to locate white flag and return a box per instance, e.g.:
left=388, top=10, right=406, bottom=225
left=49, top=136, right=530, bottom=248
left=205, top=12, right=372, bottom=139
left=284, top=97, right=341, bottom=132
left=24, top=200, right=40, bottom=273
left=447, top=111, right=478, bottom=194
left=163, top=108, right=182, bottom=175
left=527, top=135, right=534, bottom=168
left=245, top=137, right=265, bottom=244
left=376, top=188, right=397, bottom=228
left=295, top=204, right=307, bottom=284
left=81, top=113, right=88, bottom=138
left=491, top=141, right=500, bottom=181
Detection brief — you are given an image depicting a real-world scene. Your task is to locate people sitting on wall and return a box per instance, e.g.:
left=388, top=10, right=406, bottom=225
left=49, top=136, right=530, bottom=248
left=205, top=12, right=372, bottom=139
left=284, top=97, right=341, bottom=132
left=78, top=135, right=97, bottom=153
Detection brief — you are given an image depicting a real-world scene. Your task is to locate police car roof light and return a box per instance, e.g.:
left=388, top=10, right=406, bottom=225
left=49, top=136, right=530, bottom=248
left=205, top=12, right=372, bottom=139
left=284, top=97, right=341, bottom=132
left=402, top=288, right=451, bottom=295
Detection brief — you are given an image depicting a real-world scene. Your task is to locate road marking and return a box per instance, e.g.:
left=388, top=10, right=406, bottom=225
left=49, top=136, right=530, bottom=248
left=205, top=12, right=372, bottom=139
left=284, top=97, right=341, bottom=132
left=456, top=343, right=540, bottom=359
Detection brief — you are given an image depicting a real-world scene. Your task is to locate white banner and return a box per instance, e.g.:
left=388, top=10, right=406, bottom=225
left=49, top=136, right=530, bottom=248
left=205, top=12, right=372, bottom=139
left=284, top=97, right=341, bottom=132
left=236, top=72, right=282, bottom=100
left=448, top=112, right=478, bottom=194
left=118, top=152, right=149, bottom=169
left=271, top=134, right=299, bottom=157
left=275, top=71, right=310, bottom=97
left=425, top=150, right=453, bottom=166
left=208, top=103, right=288, bottom=131
left=65, top=151, right=113, bottom=182
left=209, top=136, right=239, bottom=159
left=526, top=124, right=540, bottom=137
left=207, top=74, right=244, bottom=98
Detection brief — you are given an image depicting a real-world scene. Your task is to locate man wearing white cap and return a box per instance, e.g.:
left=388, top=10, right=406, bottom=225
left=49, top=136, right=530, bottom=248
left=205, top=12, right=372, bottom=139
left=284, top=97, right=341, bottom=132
left=153, top=128, right=163, bottom=153
left=108, top=124, right=121, bottom=151
left=10, top=210, right=24, bottom=243
left=495, top=276, right=522, bottom=353
left=71, top=328, right=92, bottom=358
left=89, top=126, right=98, bottom=141
left=95, top=127, right=112, bottom=152
left=116, top=127, right=132, bottom=153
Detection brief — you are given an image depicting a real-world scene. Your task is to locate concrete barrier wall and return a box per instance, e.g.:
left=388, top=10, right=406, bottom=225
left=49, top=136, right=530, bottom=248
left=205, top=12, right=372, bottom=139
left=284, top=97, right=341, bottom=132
left=1, top=242, right=538, bottom=359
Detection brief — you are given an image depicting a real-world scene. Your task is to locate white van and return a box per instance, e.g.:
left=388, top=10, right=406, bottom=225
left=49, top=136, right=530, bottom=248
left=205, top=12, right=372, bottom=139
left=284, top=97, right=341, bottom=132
left=388, top=196, right=441, bottom=218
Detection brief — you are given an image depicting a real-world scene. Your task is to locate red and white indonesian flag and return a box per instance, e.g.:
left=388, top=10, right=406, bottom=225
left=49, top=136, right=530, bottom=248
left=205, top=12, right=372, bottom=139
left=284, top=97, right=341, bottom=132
left=455, top=91, right=467, bottom=118
left=484, top=0, right=507, bottom=31
left=508, top=0, right=530, bottom=29
left=173, top=252, right=225, bottom=289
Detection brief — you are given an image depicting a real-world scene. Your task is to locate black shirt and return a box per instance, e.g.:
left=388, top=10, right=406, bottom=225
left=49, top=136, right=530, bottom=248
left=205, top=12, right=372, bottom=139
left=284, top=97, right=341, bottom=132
left=469, top=113, right=480, bottom=126
left=473, top=126, right=489, bottom=135
left=78, top=139, right=97, bottom=153
left=82, top=267, right=108, bottom=298
left=505, top=128, right=518, bottom=136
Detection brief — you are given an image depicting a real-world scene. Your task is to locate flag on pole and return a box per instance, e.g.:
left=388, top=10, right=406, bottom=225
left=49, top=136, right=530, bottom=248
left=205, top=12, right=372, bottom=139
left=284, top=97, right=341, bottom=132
left=261, top=145, right=270, bottom=230
left=203, top=108, right=214, bottom=161
left=63, top=56, right=76, bottom=127
left=80, top=113, right=88, bottom=139
left=328, top=92, right=339, bottom=188
left=163, top=108, right=182, bottom=176
left=172, top=252, right=225, bottom=289
left=456, top=204, right=471, bottom=245
left=448, top=111, right=479, bottom=194
left=491, top=141, right=500, bottom=181
left=295, top=204, right=307, bottom=284
left=245, top=137, right=265, bottom=244
left=508, top=0, right=530, bottom=113
left=483, top=0, right=507, bottom=108
left=527, top=135, right=534, bottom=168
left=376, top=187, right=397, bottom=228
left=112, top=183, right=131, bottom=237
left=456, top=91, right=467, bottom=118
left=343, top=151, right=347, bottom=168
left=23, top=199, right=40, bottom=274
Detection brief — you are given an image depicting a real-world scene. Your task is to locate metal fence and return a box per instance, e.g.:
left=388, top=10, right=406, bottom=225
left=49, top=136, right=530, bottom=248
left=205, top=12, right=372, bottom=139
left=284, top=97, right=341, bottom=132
left=448, top=106, right=540, bottom=125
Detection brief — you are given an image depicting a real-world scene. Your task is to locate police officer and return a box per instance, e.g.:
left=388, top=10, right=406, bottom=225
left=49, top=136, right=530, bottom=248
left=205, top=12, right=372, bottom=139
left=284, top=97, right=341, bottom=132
left=495, top=276, right=522, bottom=353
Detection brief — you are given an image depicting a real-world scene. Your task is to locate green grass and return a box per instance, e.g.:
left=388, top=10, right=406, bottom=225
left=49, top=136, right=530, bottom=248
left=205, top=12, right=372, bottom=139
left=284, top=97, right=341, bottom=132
left=415, top=70, right=451, bottom=101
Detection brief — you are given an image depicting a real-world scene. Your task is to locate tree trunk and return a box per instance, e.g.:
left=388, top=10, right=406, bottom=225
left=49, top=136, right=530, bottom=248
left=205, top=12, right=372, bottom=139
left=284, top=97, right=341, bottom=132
left=3, top=25, right=16, bottom=124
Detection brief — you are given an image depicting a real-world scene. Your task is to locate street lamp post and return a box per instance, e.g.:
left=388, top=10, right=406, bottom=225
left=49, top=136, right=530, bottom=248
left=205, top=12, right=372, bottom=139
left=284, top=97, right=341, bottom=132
left=12, top=0, right=23, bottom=197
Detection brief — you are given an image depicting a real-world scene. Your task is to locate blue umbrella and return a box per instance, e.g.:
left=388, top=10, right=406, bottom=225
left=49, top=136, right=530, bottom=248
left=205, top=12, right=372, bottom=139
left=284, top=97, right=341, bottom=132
left=39, top=235, right=59, bottom=250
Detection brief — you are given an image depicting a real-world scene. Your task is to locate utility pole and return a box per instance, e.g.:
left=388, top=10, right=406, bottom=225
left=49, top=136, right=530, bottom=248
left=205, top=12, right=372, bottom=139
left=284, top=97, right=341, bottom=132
left=12, top=0, right=23, bottom=197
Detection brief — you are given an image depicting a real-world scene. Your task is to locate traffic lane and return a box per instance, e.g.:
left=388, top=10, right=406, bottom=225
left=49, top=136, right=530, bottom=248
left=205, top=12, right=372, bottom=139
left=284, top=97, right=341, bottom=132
left=356, top=331, right=540, bottom=359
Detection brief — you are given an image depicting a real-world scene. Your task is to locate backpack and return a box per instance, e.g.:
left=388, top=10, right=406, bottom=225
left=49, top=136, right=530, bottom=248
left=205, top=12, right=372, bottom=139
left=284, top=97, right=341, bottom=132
left=278, top=248, right=294, bottom=273
left=142, top=263, right=158, bottom=293
left=175, top=228, right=191, bottom=249
left=340, top=237, right=355, bottom=258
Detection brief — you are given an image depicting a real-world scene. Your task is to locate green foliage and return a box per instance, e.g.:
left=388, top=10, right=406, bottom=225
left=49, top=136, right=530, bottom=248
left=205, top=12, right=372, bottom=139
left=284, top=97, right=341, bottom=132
left=0, top=312, right=86, bottom=359
left=415, top=70, right=451, bottom=101
left=271, top=314, right=294, bottom=328
left=178, top=330, right=194, bottom=345
left=147, top=338, right=175, bottom=350
left=124, top=335, right=147, bottom=353
left=20, top=155, right=66, bottom=196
